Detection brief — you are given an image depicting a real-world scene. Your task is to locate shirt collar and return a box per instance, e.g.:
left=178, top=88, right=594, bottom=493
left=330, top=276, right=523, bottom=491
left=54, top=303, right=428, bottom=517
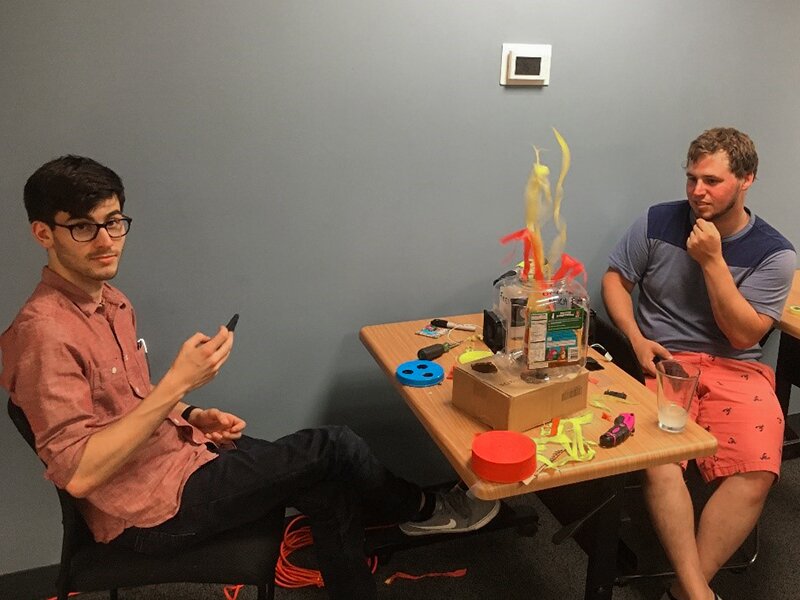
left=40, top=266, right=126, bottom=317
left=722, top=207, right=755, bottom=243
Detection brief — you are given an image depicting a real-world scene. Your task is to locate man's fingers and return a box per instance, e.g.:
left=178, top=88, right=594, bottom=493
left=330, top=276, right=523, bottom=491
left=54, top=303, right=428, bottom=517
left=186, top=332, right=212, bottom=348
left=654, top=343, right=673, bottom=361
left=202, top=326, right=232, bottom=352
left=205, top=430, right=242, bottom=442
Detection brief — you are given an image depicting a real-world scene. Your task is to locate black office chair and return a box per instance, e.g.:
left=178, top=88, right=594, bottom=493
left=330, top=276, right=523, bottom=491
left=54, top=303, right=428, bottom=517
left=774, top=328, right=800, bottom=461
left=587, top=309, right=645, bottom=384
left=586, top=314, right=759, bottom=583
left=8, top=399, right=285, bottom=600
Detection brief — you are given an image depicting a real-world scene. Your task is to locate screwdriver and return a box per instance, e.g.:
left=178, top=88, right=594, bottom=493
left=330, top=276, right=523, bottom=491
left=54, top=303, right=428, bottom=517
left=417, top=342, right=460, bottom=361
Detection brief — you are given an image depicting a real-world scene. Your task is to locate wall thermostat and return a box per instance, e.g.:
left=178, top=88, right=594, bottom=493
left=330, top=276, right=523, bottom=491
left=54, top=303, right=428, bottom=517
left=500, top=43, right=551, bottom=86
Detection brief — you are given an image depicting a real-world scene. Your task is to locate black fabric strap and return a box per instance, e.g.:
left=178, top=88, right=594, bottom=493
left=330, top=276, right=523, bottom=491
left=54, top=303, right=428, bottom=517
left=181, top=405, right=200, bottom=421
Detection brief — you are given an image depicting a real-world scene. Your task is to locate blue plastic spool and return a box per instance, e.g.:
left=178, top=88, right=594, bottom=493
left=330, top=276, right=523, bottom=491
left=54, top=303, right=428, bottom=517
left=395, top=360, right=444, bottom=387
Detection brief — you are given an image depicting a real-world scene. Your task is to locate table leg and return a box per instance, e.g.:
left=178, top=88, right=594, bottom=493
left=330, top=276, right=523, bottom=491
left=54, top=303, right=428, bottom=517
left=581, top=474, right=624, bottom=600
left=538, top=474, right=625, bottom=600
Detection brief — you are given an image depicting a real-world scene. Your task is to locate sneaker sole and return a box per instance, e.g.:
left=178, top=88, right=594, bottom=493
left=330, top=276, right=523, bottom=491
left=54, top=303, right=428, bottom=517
left=400, top=501, right=501, bottom=537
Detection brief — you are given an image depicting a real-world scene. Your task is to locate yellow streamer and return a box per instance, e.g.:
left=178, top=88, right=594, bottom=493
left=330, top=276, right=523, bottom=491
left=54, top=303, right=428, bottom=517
left=521, top=129, right=571, bottom=280
left=590, top=395, right=612, bottom=412
left=547, top=128, right=571, bottom=271
left=531, top=412, right=596, bottom=475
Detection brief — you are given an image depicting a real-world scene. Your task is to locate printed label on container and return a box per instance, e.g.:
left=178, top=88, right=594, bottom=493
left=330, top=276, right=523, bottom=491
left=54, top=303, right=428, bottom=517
left=525, top=308, right=585, bottom=369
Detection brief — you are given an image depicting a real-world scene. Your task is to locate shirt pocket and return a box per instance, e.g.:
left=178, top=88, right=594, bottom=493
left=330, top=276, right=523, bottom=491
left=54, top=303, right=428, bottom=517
left=127, top=345, right=151, bottom=398
left=90, top=359, right=133, bottom=416
left=91, top=356, right=147, bottom=403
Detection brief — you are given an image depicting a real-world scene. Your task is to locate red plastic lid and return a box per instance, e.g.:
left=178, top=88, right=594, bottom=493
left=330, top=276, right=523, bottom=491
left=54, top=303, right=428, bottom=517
left=471, top=430, right=537, bottom=483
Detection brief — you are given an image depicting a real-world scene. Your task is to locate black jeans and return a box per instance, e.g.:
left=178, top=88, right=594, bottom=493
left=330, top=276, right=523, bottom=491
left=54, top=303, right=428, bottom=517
left=111, top=426, right=422, bottom=599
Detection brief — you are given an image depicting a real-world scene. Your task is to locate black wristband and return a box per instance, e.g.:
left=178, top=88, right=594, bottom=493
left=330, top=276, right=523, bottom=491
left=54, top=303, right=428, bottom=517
left=181, top=405, right=199, bottom=421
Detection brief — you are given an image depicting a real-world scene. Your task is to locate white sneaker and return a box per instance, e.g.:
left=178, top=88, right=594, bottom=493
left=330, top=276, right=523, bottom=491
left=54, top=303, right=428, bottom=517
left=399, top=485, right=500, bottom=536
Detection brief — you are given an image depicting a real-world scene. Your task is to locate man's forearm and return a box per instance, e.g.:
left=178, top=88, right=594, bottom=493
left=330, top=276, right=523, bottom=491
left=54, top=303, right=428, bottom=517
left=602, top=270, right=646, bottom=343
left=65, top=371, right=190, bottom=498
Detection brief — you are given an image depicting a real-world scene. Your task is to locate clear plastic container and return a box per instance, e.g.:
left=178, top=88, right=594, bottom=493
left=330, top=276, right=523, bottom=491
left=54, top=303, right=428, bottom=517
left=493, top=274, right=590, bottom=382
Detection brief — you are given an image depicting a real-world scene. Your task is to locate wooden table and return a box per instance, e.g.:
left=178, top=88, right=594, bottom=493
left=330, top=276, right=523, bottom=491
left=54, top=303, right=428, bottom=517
left=360, top=313, right=717, bottom=599
left=775, top=270, right=800, bottom=458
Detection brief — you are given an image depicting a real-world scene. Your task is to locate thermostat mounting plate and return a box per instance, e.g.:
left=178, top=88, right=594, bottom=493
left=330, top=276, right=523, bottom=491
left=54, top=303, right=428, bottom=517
left=500, top=43, right=551, bottom=86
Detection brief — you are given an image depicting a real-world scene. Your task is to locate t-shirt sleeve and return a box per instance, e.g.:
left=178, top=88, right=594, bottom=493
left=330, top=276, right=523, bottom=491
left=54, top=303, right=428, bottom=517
left=608, top=210, right=650, bottom=285
left=739, top=248, right=797, bottom=321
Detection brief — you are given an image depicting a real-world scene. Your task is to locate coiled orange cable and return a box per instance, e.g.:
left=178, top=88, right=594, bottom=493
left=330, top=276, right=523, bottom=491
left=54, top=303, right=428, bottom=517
left=275, top=515, right=379, bottom=588
left=274, top=514, right=465, bottom=590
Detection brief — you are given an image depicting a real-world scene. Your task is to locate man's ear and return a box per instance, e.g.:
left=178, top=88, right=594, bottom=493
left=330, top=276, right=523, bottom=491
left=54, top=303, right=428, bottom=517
left=31, top=221, right=55, bottom=249
left=740, top=172, right=755, bottom=191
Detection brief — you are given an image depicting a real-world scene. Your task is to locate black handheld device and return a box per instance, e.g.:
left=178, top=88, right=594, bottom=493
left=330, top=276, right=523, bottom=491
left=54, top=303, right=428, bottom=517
left=226, top=313, right=240, bottom=332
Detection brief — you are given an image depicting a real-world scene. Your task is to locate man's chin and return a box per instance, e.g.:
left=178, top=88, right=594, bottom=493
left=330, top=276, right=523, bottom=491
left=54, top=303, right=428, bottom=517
left=90, top=266, right=120, bottom=281
left=691, top=205, right=715, bottom=220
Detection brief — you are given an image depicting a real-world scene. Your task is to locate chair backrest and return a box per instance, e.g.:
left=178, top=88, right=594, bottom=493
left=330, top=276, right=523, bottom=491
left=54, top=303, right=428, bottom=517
left=588, top=311, right=646, bottom=384
left=7, top=398, right=96, bottom=569
left=8, top=398, right=37, bottom=451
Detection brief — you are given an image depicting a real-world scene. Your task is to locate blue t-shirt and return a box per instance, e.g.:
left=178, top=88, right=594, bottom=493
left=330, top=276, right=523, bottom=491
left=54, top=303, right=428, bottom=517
left=608, top=200, right=796, bottom=361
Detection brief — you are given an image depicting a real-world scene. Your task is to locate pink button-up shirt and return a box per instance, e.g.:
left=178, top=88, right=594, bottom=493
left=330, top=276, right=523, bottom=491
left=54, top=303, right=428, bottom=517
left=1, top=268, right=216, bottom=542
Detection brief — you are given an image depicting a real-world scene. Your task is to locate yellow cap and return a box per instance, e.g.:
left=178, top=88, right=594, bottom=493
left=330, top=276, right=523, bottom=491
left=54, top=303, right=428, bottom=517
left=458, top=350, right=494, bottom=364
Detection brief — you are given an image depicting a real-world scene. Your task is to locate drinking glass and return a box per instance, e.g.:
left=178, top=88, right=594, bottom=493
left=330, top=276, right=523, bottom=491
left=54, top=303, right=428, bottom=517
left=656, top=360, right=700, bottom=433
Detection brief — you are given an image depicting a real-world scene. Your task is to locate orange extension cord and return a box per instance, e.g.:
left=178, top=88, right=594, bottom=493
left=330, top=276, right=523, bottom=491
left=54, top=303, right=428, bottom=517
left=275, top=514, right=467, bottom=589
left=275, top=515, right=379, bottom=589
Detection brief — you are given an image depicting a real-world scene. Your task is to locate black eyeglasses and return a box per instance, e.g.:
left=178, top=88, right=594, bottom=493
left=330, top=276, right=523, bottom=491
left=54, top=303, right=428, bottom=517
left=52, top=217, right=133, bottom=242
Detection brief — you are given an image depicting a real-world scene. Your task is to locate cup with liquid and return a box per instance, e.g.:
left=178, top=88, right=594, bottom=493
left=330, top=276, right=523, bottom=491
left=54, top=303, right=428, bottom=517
left=656, top=360, right=700, bottom=433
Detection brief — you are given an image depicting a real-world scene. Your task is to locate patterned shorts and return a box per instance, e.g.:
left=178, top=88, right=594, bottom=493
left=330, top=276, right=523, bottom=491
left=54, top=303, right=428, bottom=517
left=646, top=352, right=784, bottom=482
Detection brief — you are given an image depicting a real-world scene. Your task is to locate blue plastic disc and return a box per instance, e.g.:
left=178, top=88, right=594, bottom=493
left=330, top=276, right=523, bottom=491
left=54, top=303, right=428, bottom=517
left=395, top=360, right=445, bottom=387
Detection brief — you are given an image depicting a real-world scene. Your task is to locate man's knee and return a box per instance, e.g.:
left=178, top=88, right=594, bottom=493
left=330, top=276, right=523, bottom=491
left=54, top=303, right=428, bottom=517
left=322, top=425, right=369, bottom=455
left=723, top=471, right=775, bottom=505
left=323, top=424, right=358, bottom=442
left=644, top=461, right=685, bottom=490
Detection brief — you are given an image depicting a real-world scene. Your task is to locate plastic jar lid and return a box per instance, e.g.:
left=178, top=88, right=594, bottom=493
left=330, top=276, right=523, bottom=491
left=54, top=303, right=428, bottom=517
left=395, top=360, right=445, bottom=387
left=471, top=430, right=537, bottom=483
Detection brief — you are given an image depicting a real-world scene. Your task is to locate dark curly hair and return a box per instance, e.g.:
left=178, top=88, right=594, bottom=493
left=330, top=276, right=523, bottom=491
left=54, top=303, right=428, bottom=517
left=24, top=155, right=125, bottom=225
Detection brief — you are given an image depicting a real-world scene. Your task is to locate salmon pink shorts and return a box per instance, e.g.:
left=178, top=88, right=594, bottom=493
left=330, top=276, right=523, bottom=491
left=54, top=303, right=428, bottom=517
left=646, top=352, right=785, bottom=482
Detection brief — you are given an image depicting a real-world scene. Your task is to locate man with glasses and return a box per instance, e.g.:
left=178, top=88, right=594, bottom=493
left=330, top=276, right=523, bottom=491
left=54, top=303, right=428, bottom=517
left=1, top=155, right=499, bottom=600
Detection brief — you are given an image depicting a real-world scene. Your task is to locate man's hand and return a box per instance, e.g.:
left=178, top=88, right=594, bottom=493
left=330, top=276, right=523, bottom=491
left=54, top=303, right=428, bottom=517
left=189, top=407, right=247, bottom=443
left=168, top=326, right=234, bottom=394
left=686, top=218, right=723, bottom=266
left=631, top=337, right=672, bottom=378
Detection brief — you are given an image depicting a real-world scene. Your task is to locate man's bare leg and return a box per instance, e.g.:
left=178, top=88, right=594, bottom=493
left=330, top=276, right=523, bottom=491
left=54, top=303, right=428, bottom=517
left=643, top=463, right=713, bottom=600
left=695, top=471, right=772, bottom=580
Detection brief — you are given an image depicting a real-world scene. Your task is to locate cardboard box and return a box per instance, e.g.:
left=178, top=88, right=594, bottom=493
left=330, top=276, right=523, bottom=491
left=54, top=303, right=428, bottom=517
left=452, top=363, right=588, bottom=432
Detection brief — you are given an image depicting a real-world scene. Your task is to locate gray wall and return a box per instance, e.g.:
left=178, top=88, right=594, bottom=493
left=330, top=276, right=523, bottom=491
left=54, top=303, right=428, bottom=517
left=1, top=1, right=798, bottom=575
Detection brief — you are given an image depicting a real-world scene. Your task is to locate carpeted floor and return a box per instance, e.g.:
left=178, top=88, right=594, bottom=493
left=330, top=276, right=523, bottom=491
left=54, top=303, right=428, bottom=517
left=69, top=458, right=800, bottom=600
